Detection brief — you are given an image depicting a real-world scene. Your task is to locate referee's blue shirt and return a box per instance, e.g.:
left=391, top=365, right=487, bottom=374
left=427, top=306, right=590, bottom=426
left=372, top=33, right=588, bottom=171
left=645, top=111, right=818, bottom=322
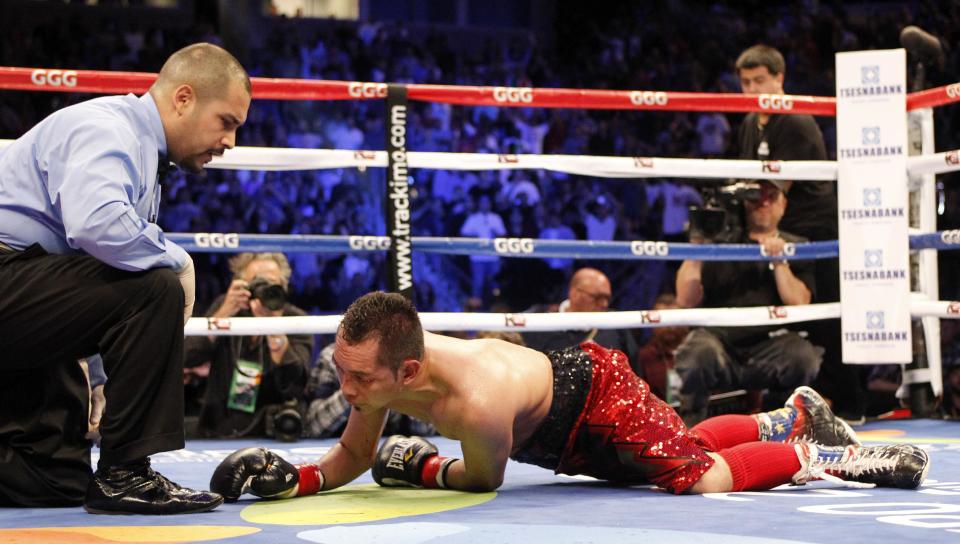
left=0, top=92, right=188, bottom=271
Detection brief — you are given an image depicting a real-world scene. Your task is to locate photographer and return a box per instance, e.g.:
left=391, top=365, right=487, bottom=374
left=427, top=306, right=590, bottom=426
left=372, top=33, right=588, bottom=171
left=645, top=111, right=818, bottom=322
left=675, top=181, right=822, bottom=425
left=184, top=252, right=313, bottom=440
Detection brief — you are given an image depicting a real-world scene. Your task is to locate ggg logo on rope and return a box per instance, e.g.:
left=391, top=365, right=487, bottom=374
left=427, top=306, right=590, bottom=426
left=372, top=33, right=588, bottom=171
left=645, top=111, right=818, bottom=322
left=941, top=230, right=960, bottom=245
left=349, top=236, right=391, bottom=251
left=946, top=84, right=960, bottom=99
left=493, top=238, right=534, bottom=254
left=193, top=233, right=239, bottom=248
left=348, top=82, right=387, bottom=98
left=492, top=87, right=533, bottom=103
left=630, top=241, right=669, bottom=257
left=758, top=94, right=793, bottom=111
left=629, top=91, right=668, bottom=106
left=30, top=69, right=77, bottom=87
left=760, top=243, right=796, bottom=257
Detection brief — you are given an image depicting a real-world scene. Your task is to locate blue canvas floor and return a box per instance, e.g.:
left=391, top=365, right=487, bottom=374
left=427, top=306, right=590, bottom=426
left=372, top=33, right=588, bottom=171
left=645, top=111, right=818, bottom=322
left=1, top=419, right=959, bottom=543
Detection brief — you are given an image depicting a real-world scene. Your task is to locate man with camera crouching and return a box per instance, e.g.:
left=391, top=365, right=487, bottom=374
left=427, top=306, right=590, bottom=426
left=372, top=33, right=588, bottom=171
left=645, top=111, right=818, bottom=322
left=674, top=180, right=823, bottom=426
left=184, top=252, right=313, bottom=441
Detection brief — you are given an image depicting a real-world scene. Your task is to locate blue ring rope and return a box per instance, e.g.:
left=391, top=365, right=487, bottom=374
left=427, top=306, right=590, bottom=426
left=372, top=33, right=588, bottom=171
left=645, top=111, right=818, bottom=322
left=167, top=231, right=959, bottom=261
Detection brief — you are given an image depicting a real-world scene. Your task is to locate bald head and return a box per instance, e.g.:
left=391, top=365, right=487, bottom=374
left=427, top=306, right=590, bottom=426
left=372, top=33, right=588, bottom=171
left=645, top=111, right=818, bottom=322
left=151, top=42, right=251, bottom=102
left=568, top=268, right=612, bottom=312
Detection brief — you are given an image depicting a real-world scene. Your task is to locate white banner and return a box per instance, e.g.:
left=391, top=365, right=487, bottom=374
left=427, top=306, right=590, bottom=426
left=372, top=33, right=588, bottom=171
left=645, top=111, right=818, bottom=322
left=836, top=49, right=912, bottom=363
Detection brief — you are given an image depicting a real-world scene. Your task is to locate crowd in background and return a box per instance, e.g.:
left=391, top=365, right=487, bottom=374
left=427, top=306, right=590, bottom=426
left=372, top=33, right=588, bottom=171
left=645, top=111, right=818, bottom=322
left=2, top=1, right=960, bottom=419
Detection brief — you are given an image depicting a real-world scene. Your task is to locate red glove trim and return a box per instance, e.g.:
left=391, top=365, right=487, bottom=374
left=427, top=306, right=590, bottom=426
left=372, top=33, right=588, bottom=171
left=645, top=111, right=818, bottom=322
left=295, top=463, right=325, bottom=496
left=420, top=456, right=457, bottom=489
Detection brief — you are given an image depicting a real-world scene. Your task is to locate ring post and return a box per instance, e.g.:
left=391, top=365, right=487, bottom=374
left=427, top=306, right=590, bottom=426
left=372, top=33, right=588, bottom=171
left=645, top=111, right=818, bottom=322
left=385, top=83, right=414, bottom=300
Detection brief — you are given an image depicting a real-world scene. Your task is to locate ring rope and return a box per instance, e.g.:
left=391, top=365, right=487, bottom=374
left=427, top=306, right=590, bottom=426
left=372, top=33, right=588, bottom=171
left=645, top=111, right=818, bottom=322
left=1, top=142, right=957, bottom=179
left=166, top=232, right=960, bottom=260
left=184, top=299, right=960, bottom=336
left=3, top=66, right=958, bottom=113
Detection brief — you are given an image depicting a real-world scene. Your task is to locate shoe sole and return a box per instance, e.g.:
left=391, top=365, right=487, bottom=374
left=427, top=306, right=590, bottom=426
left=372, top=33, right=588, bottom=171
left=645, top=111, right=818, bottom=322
left=83, top=496, right=224, bottom=516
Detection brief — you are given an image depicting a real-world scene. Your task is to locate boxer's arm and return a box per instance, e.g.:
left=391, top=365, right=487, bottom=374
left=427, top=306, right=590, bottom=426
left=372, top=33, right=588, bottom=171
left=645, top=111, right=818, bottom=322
left=443, top=409, right=513, bottom=492
left=316, top=406, right=388, bottom=490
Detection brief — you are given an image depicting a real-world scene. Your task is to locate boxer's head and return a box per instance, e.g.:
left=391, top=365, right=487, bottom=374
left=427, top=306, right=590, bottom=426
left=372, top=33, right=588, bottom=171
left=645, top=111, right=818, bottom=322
left=150, top=42, right=251, bottom=173
left=333, top=292, right=424, bottom=411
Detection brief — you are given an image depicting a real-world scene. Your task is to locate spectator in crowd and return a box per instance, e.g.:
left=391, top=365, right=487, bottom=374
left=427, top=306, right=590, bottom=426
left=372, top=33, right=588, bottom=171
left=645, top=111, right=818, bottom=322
left=582, top=194, right=618, bottom=242
left=696, top=111, right=731, bottom=158
left=524, top=267, right=642, bottom=378
left=459, top=194, right=506, bottom=304
left=0, top=42, right=248, bottom=515
left=733, top=44, right=862, bottom=421
left=184, top=252, right=314, bottom=439
left=304, top=342, right=436, bottom=438
left=644, top=180, right=703, bottom=243
left=538, top=210, right=577, bottom=282
left=674, top=181, right=822, bottom=425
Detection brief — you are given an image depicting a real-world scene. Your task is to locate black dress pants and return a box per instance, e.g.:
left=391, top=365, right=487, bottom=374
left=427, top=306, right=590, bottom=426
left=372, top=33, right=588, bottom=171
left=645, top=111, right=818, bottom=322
left=0, top=245, right=186, bottom=506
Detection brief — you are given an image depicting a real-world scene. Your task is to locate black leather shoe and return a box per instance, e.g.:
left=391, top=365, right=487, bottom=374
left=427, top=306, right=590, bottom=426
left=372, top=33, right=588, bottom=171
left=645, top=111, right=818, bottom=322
left=84, top=458, right=224, bottom=515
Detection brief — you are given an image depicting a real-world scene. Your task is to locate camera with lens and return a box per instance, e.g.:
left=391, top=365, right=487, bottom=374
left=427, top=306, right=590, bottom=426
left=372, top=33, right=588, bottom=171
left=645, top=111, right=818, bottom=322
left=263, top=399, right=303, bottom=442
left=247, top=276, right=287, bottom=311
left=687, top=180, right=763, bottom=243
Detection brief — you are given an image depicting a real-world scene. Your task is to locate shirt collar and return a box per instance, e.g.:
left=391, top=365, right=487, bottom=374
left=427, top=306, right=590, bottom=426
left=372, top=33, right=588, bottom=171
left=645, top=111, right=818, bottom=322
left=138, top=92, right=168, bottom=156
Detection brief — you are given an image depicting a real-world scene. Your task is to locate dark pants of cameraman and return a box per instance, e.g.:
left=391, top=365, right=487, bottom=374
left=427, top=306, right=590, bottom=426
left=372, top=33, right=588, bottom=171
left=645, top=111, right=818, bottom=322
left=0, top=245, right=186, bottom=506
left=675, top=328, right=824, bottom=426
left=809, top=256, right=868, bottom=419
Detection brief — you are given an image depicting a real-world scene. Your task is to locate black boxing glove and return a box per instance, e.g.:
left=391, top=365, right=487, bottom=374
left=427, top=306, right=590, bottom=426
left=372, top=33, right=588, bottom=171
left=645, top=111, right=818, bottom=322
left=372, top=435, right=458, bottom=489
left=210, top=447, right=325, bottom=502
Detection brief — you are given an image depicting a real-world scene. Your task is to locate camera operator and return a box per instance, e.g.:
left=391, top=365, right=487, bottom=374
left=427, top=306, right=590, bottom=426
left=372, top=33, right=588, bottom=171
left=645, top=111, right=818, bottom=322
left=675, top=181, right=823, bottom=425
left=184, top=252, right=313, bottom=440
left=735, top=44, right=863, bottom=421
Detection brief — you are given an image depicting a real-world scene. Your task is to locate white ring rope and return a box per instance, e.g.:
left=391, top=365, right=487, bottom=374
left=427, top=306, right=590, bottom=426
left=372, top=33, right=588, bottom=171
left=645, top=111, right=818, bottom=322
left=1, top=140, right=958, bottom=180
left=184, top=299, right=959, bottom=336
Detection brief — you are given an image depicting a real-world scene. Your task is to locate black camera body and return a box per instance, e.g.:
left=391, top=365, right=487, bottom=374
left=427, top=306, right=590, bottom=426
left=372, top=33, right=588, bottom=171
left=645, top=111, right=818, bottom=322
left=263, top=399, right=303, bottom=442
left=687, top=180, right=762, bottom=243
left=247, top=276, right=287, bottom=311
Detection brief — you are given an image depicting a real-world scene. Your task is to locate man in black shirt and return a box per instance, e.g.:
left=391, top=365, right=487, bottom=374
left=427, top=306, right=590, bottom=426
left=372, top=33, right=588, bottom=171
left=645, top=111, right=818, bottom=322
left=735, top=44, right=863, bottom=421
left=675, top=181, right=823, bottom=424
left=735, top=45, right=834, bottom=239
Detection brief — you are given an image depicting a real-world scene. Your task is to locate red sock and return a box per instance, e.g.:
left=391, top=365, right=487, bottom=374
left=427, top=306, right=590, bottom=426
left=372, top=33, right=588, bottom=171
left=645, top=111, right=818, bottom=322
left=690, top=414, right=760, bottom=451
left=718, top=442, right=801, bottom=491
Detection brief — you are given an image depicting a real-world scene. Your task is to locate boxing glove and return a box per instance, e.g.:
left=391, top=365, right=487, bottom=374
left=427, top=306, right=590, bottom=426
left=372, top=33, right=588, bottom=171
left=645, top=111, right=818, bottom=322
left=372, top=435, right=458, bottom=489
left=210, top=447, right=325, bottom=501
